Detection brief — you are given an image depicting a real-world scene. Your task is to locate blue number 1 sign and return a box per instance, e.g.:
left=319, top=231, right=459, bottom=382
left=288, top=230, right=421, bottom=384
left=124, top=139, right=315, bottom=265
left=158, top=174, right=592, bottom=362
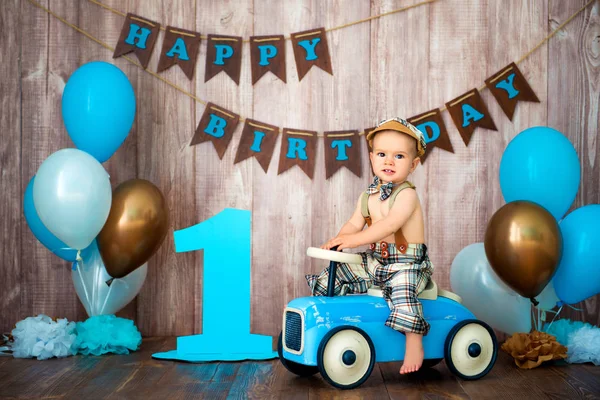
left=152, top=208, right=277, bottom=362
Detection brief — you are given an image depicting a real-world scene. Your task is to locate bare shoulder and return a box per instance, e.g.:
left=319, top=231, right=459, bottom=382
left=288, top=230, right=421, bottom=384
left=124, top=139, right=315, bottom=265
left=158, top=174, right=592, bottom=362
left=391, top=187, right=419, bottom=209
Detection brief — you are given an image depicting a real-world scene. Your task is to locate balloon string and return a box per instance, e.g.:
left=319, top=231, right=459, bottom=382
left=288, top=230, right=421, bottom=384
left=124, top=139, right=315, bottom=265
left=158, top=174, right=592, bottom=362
left=99, top=282, right=114, bottom=315
left=544, top=305, right=564, bottom=333
left=565, top=303, right=584, bottom=312
left=75, top=250, right=92, bottom=309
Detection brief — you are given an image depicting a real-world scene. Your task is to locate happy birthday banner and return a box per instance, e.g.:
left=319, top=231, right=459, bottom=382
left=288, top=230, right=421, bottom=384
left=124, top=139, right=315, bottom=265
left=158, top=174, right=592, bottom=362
left=98, top=0, right=432, bottom=84
left=27, top=0, right=594, bottom=180
left=186, top=61, right=539, bottom=180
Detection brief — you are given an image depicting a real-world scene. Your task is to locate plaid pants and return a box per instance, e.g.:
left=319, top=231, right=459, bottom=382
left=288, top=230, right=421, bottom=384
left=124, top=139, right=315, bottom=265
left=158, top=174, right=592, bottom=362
left=305, top=243, right=434, bottom=335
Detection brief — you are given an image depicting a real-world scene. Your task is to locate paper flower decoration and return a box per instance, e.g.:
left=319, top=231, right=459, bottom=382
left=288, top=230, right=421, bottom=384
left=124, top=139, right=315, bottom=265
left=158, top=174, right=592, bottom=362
left=501, top=330, right=567, bottom=369
left=10, top=315, right=76, bottom=360
left=73, top=315, right=142, bottom=356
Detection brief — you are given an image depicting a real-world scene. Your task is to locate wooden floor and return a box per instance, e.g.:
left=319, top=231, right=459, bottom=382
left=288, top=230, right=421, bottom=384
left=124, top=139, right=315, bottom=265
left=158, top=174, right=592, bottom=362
left=1, top=337, right=599, bottom=399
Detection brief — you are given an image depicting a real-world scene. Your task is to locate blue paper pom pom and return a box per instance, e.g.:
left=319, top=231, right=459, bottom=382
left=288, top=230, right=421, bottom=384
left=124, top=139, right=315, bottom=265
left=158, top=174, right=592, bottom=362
left=545, top=319, right=600, bottom=365
left=74, top=315, right=142, bottom=356
left=544, top=319, right=586, bottom=347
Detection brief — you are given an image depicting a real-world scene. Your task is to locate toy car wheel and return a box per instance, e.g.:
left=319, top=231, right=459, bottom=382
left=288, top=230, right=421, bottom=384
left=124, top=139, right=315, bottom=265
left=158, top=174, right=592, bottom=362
left=444, top=319, right=498, bottom=380
left=317, top=326, right=375, bottom=390
left=421, top=358, right=443, bottom=368
left=277, top=333, right=318, bottom=377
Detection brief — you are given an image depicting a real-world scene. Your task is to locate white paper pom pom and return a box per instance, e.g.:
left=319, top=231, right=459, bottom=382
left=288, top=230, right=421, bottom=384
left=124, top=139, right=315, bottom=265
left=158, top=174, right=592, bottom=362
left=10, top=315, right=76, bottom=360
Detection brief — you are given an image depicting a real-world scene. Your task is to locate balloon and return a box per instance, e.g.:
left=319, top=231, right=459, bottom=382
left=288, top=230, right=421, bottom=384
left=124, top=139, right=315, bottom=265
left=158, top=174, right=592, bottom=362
left=484, top=201, right=562, bottom=301
left=536, top=281, right=559, bottom=311
left=450, top=243, right=532, bottom=334
left=23, top=176, right=78, bottom=261
left=97, top=179, right=168, bottom=279
left=33, top=148, right=112, bottom=250
left=62, top=61, right=136, bottom=163
left=499, top=126, right=580, bottom=221
left=553, top=205, right=600, bottom=304
left=72, top=240, right=147, bottom=316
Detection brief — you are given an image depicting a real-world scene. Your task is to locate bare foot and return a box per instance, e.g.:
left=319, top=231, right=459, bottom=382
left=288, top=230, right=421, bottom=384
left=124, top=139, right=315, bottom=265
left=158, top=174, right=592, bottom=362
left=400, top=332, right=424, bottom=374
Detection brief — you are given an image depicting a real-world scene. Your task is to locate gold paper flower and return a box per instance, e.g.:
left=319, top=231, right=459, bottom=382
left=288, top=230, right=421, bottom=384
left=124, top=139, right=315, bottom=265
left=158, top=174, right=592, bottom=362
left=501, top=330, right=567, bottom=369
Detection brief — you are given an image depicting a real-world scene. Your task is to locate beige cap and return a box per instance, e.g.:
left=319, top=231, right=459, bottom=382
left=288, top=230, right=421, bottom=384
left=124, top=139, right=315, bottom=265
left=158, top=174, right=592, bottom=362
left=366, top=117, right=426, bottom=157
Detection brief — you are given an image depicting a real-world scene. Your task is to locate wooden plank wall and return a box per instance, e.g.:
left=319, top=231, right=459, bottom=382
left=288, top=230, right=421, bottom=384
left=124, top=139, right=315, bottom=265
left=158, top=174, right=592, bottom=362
left=1, top=0, right=598, bottom=337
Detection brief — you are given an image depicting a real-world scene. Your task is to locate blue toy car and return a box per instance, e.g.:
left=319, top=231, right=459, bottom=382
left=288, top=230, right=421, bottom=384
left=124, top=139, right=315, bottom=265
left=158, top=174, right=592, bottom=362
left=278, top=247, right=498, bottom=389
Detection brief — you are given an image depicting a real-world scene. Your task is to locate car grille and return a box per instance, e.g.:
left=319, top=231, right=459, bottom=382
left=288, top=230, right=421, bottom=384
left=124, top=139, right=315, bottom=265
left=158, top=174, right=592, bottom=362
left=284, top=310, right=303, bottom=352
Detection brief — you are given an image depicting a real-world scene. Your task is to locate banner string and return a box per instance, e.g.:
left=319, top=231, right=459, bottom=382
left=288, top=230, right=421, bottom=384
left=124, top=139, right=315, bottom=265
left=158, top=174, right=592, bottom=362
left=25, top=0, right=595, bottom=136
left=87, top=0, right=437, bottom=43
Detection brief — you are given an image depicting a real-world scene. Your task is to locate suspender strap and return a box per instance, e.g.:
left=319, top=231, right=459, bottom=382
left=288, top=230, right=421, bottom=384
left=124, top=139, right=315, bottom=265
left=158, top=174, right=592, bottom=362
left=388, top=181, right=416, bottom=209
left=360, top=192, right=372, bottom=226
left=361, top=180, right=416, bottom=253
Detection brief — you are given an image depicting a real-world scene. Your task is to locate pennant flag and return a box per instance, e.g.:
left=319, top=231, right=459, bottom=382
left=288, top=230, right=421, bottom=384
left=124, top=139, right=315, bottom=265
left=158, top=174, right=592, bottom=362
left=234, top=119, right=280, bottom=172
left=485, top=62, right=540, bottom=121
left=446, top=89, right=497, bottom=146
left=277, top=128, right=318, bottom=179
left=190, top=103, right=240, bottom=159
left=157, top=26, right=202, bottom=80
left=324, top=130, right=362, bottom=179
left=291, top=28, right=333, bottom=81
left=364, top=127, right=375, bottom=151
left=250, top=35, right=286, bottom=84
left=113, top=13, right=161, bottom=69
left=408, top=109, right=453, bottom=162
left=205, top=34, right=243, bottom=85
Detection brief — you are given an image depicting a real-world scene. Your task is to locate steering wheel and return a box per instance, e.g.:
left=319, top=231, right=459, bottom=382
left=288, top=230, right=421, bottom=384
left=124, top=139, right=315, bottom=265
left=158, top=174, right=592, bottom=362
left=306, top=247, right=363, bottom=264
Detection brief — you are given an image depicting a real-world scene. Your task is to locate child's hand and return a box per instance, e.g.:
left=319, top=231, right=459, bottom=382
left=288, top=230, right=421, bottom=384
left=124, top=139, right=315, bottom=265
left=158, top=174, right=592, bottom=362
left=321, top=234, right=359, bottom=251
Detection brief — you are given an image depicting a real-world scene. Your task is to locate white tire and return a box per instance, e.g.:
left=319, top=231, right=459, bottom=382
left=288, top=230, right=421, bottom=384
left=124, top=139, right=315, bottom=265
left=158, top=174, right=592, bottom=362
left=445, top=320, right=497, bottom=380
left=317, top=327, right=375, bottom=389
left=307, top=247, right=363, bottom=264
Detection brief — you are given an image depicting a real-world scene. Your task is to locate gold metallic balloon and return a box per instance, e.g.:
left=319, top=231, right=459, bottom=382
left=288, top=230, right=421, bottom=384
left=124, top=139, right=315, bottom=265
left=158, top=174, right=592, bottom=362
left=484, top=201, right=562, bottom=302
left=98, top=179, right=169, bottom=279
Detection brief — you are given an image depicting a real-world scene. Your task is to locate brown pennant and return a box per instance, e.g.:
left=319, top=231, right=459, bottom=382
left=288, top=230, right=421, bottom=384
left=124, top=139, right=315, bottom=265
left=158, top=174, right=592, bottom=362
left=205, top=34, right=243, bottom=85
left=157, top=26, right=202, bottom=80
left=190, top=102, right=240, bottom=159
left=250, top=35, right=286, bottom=84
left=113, top=13, right=161, bottom=69
left=234, top=119, right=280, bottom=172
left=363, top=127, right=375, bottom=151
left=446, top=89, right=497, bottom=146
left=408, top=109, right=453, bottom=163
left=324, top=130, right=362, bottom=179
left=291, top=28, right=333, bottom=81
left=277, top=129, right=318, bottom=179
left=485, top=62, right=540, bottom=121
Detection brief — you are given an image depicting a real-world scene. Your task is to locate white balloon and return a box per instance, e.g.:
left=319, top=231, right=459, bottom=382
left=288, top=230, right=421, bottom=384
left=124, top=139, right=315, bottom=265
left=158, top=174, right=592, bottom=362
left=536, top=280, right=559, bottom=311
left=33, top=148, right=112, bottom=250
left=72, top=241, right=147, bottom=316
left=450, top=243, right=531, bottom=335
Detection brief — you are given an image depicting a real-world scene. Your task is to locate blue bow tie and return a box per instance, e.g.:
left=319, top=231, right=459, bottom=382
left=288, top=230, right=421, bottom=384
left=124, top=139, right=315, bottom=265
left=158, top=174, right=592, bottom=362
left=366, top=176, right=394, bottom=201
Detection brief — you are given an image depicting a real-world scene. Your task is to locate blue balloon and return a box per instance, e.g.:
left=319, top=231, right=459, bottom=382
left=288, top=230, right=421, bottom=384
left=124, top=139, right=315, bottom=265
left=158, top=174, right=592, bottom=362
left=62, top=61, right=136, bottom=163
left=24, top=176, right=78, bottom=261
left=499, top=126, right=580, bottom=221
left=553, top=205, right=600, bottom=304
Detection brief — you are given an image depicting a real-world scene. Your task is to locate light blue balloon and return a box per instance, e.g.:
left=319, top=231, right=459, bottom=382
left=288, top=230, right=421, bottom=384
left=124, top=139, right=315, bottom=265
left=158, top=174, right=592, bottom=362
left=450, top=243, right=531, bottom=335
left=24, top=176, right=78, bottom=261
left=553, top=205, right=600, bottom=304
left=33, top=148, right=112, bottom=250
left=499, top=126, right=580, bottom=221
left=62, top=61, right=136, bottom=163
left=72, top=240, right=147, bottom=317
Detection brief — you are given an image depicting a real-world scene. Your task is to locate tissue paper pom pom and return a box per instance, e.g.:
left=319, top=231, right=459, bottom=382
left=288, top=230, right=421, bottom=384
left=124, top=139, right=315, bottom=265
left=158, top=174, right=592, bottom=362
left=11, top=315, right=76, bottom=360
left=568, top=324, right=600, bottom=365
left=546, top=319, right=600, bottom=365
left=501, top=330, right=567, bottom=369
left=544, top=318, right=587, bottom=347
left=74, top=315, right=142, bottom=356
